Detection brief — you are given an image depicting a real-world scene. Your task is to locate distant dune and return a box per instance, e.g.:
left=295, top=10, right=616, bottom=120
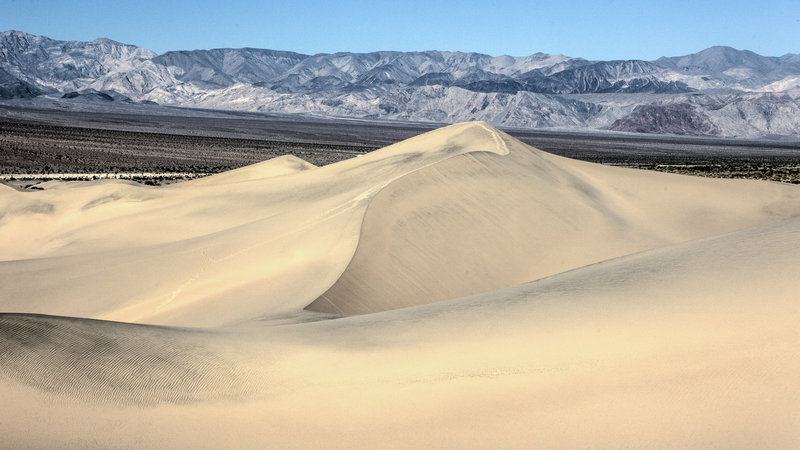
left=2, top=122, right=800, bottom=447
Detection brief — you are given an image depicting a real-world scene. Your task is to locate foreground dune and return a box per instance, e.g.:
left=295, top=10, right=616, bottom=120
left=1, top=122, right=800, bottom=447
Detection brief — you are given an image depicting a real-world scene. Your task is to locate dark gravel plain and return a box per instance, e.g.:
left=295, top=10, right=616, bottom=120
left=2, top=104, right=800, bottom=185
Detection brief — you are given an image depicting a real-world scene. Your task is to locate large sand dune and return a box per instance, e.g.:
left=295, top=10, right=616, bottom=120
left=1, top=122, right=800, bottom=447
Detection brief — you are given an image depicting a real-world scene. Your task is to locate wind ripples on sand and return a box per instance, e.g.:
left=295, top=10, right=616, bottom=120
left=0, top=314, right=262, bottom=405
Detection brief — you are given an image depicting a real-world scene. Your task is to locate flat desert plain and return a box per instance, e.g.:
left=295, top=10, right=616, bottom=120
left=1, top=122, right=800, bottom=447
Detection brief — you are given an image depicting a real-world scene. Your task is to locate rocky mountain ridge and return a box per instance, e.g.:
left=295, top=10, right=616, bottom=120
left=2, top=30, right=799, bottom=138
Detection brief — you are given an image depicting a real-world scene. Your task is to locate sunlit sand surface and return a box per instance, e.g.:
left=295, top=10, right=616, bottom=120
left=2, top=122, right=799, bottom=447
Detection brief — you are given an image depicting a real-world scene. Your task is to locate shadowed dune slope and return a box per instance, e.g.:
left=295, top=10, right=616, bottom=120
left=0, top=314, right=263, bottom=405
left=308, top=129, right=800, bottom=314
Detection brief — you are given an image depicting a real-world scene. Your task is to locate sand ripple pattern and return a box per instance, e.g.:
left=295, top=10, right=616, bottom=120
left=0, top=314, right=260, bottom=405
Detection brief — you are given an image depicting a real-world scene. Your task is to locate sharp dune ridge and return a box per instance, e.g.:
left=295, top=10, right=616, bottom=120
left=308, top=124, right=800, bottom=314
left=2, top=122, right=800, bottom=447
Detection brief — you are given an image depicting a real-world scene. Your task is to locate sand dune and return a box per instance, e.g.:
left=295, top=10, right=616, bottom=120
left=0, top=122, right=508, bottom=325
left=310, top=132, right=800, bottom=314
left=1, top=122, right=800, bottom=447
left=179, top=154, right=318, bottom=186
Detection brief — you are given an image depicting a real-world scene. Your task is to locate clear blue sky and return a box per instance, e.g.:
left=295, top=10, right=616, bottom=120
left=2, top=0, right=799, bottom=59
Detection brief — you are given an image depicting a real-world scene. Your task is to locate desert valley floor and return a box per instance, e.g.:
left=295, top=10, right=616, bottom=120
left=2, top=120, right=800, bottom=447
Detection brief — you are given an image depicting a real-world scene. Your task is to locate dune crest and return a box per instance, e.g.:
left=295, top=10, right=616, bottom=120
left=308, top=127, right=800, bottom=314
left=0, top=122, right=513, bottom=326
left=178, top=154, right=317, bottom=187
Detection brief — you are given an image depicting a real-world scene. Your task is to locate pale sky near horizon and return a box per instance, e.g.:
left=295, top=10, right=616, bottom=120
left=2, top=0, right=799, bottom=59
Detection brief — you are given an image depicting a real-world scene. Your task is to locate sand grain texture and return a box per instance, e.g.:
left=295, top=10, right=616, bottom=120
left=1, top=122, right=800, bottom=447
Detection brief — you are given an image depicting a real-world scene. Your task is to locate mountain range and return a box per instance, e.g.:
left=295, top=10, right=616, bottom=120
left=2, top=30, right=800, bottom=138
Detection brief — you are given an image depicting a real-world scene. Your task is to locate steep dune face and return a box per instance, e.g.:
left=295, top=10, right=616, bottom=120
left=0, top=122, right=508, bottom=326
left=3, top=121, right=800, bottom=324
left=309, top=128, right=800, bottom=314
left=2, top=122, right=800, bottom=323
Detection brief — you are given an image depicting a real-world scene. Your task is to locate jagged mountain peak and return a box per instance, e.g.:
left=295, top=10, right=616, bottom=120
left=1, top=30, right=31, bottom=38
left=1, top=29, right=52, bottom=50
left=1, top=29, right=44, bottom=40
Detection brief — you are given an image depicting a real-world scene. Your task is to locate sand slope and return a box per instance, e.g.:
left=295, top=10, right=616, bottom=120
left=0, top=122, right=508, bottom=326
left=2, top=217, right=799, bottom=447
left=310, top=133, right=800, bottom=314
left=3, top=122, right=799, bottom=324
left=1, top=122, right=800, bottom=447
